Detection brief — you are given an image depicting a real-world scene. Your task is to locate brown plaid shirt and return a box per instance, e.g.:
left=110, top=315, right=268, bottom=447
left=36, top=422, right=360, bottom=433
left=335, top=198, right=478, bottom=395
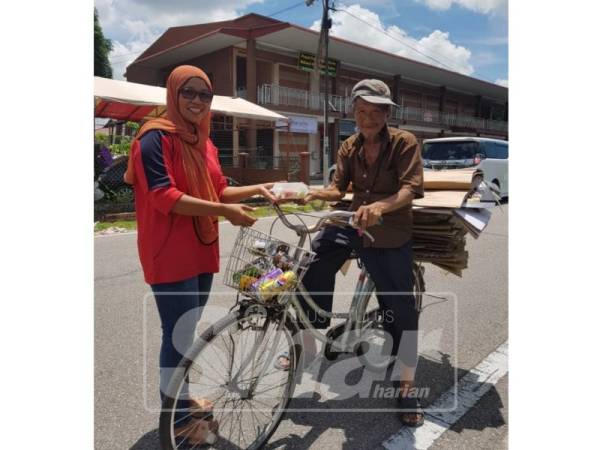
left=332, top=125, right=424, bottom=248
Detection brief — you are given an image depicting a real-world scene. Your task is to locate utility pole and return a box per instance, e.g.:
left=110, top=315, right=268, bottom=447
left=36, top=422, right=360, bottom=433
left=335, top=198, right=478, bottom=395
left=307, top=0, right=332, bottom=187
left=322, top=0, right=332, bottom=187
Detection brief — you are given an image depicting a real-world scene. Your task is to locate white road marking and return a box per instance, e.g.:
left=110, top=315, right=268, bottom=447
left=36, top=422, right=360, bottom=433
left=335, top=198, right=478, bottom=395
left=382, top=340, right=508, bottom=450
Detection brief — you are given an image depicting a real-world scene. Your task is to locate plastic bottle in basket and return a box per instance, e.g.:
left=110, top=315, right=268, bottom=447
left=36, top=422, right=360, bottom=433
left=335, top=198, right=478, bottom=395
left=258, top=271, right=297, bottom=301
left=251, top=268, right=283, bottom=292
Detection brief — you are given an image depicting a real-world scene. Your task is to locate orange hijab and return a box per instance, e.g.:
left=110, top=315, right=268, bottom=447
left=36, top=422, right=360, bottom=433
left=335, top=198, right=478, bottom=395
left=124, top=65, right=219, bottom=245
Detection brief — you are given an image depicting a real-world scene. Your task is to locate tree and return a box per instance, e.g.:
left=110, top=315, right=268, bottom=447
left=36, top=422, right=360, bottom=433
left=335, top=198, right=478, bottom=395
left=94, top=8, right=113, bottom=78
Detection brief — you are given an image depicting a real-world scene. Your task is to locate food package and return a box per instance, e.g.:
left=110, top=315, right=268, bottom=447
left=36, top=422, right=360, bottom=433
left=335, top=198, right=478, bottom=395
left=258, top=271, right=298, bottom=301
left=251, top=268, right=284, bottom=292
left=271, top=182, right=309, bottom=200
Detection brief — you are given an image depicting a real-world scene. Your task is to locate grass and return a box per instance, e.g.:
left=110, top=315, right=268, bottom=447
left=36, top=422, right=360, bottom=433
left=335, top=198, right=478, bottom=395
left=94, top=201, right=329, bottom=233
left=94, top=220, right=137, bottom=232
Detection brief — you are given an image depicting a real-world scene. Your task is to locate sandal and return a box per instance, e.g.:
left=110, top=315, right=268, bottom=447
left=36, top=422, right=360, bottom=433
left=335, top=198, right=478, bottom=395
left=397, top=396, right=425, bottom=428
left=174, top=398, right=219, bottom=445
left=273, top=351, right=290, bottom=371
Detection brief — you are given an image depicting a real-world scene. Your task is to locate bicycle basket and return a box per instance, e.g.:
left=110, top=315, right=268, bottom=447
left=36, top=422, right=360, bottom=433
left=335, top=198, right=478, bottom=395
left=224, top=226, right=315, bottom=302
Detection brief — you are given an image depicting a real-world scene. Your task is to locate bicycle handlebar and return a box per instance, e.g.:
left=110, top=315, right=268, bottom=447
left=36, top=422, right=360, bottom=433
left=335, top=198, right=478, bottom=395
left=271, top=203, right=378, bottom=241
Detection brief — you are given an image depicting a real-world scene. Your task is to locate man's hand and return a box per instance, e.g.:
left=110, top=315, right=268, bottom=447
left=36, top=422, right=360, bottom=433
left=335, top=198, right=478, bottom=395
left=353, top=204, right=384, bottom=232
left=303, top=189, right=322, bottom=204
left=222, top=204, right=257, bottom=226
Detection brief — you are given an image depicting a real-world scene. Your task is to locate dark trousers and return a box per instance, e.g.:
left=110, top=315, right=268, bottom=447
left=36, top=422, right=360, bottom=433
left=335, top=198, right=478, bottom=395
left=151, top=273, right=214, bottom=425
left=297, top=226, right=419, bottom=366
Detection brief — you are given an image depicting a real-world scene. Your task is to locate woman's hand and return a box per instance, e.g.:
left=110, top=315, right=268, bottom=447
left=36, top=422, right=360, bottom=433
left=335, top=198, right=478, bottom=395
left=256, top=182, right=278, bottom=203
left=222, top=204, right=257, bottom=227
left=353, top=204, right=384, bottom=232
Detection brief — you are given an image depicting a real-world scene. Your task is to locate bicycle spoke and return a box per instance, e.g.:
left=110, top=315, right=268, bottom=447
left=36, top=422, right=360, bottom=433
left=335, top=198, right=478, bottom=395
left=192, top=346, right=227, bottom=380
left=189, top=358, right=227, bottom=387
left=163, top=311, right=295, bottom=450
left=252, top=380, right=289, bottom=397
left=247, top=398, right=273, bottom=421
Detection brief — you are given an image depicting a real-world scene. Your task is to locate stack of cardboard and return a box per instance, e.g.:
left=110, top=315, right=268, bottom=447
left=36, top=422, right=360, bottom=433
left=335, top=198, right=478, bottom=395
left=336, top=168, right=498, bottom=277
left=412, top=168, right=496, bottom=276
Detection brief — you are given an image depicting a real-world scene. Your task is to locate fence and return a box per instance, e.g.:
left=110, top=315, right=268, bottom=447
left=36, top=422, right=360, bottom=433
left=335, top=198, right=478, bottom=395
left=221, top=152, right=308, bottom=185
left=391, top=106, right=508, bottom=133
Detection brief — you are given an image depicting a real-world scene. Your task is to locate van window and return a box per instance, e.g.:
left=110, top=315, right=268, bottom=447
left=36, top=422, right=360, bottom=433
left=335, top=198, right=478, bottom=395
left=495, top=142, right=508, bottom=159
left=422, top=141, right=480, bottom=160
left=484, top=142, right=508, bottom=159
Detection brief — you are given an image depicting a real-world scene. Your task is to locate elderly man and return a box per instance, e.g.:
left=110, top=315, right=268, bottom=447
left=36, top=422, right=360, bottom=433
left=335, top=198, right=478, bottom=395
left=293, top=79, right=425, bottom=426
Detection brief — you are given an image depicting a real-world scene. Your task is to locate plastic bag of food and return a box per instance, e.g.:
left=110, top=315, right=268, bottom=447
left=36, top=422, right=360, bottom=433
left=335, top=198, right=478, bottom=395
left=271, top=182, right=309, bottom=200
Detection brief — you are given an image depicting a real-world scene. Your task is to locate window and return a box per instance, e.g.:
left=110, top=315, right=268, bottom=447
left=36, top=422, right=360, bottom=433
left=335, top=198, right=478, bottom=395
left=422, top=141, right=480, bottom=160
left=494, top=142, right=508, bottom=159
left=484, top=142, right=508, bottom=159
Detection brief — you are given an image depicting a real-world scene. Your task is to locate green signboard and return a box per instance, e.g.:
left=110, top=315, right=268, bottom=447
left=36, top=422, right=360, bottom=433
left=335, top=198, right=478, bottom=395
left=298, top=52, right=337, bottom=77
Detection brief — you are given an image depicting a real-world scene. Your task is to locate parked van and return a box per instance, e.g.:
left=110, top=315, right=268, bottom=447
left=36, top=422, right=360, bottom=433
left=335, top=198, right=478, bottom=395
left=422, top=137, right=509, bottom=198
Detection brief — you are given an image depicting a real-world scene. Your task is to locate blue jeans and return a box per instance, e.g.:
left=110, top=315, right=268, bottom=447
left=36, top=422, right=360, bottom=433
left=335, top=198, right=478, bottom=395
left=151, top=273, right=213, bottom=426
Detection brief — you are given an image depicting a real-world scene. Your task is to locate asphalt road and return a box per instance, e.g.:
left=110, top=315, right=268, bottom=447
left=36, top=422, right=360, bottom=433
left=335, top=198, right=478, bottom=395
left=95, top=204, right=508, bottom=450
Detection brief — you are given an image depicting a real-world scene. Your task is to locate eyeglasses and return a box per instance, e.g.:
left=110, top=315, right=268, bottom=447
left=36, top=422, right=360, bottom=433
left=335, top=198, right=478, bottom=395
left=179, top=87, right=214, bottom=103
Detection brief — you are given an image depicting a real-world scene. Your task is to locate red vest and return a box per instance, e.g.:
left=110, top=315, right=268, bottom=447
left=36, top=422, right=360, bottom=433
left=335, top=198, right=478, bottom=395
left=131, top=131, right=227, bottom=284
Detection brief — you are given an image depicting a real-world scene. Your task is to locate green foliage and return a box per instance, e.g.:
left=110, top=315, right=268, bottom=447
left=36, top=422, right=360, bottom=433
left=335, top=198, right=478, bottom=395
left=109, top=135, right=133, bottom=157
left=125, top=121, right=140, bottom=133
left=94, top=8, right=113, bottom=78
left=95, top=133, right=109, bottom=145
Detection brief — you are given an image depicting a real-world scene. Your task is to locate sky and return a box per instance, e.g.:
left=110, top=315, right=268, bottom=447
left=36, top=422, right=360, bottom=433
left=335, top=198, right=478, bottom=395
left=95, top=0, right=508, bottom=86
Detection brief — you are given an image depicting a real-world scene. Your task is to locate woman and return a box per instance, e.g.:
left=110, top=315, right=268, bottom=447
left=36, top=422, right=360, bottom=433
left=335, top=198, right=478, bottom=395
left=124, top=65, right=275, bottom=444
left=282, top=79, right=425, bottom=427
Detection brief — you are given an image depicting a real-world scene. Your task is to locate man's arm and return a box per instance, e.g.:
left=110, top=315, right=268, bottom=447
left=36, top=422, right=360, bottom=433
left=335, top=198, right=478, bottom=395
left=305, top=183, right=345, bottom=202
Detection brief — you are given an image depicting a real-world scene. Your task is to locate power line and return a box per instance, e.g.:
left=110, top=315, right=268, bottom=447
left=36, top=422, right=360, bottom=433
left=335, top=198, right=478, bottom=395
left=334, top=6, right=458, bottom=71
left=110, top=2, right=310, bottom=65
left=333, top=5, right=476, bottom=77
left=267, top=1, right=307, bottom=18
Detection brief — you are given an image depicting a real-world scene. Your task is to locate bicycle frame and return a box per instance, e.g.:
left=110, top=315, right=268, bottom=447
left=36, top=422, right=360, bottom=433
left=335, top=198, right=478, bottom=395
left=266, top=203, right=379, bottom=354
left=235, top=203, right=424, bottom=366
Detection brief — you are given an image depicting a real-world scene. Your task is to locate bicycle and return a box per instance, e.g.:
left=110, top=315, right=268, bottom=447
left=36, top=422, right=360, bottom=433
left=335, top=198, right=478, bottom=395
left=159, top=203, right=425, bottom=449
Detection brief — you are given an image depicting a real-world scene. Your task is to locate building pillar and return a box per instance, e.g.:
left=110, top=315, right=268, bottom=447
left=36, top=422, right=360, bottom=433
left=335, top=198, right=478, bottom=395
left=439, top=86, right=446, bottom=113
left=246, top=38, right=258, bottom=156
left=475, top=94, right=482, bottom=118
left=273, top=128, right=280, bottom=159
left=232, top=117, right=239, bottom=166
left=300, top=152, right=310, bottom=185
left=392, top=75, right=402, bottom=104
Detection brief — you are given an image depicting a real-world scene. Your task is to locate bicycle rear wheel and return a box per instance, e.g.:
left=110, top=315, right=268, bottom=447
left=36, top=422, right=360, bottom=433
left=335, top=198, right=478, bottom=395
left=159, top=306, right=299, bottom=450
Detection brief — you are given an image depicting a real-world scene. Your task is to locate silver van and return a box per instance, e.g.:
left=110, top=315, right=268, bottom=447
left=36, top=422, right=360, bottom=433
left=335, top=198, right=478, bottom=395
left=422, top=137, right=509, bottom=198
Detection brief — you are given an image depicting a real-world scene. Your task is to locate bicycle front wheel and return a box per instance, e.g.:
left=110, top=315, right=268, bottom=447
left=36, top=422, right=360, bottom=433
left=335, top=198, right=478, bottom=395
left=159, top=306, right=299, bottom=450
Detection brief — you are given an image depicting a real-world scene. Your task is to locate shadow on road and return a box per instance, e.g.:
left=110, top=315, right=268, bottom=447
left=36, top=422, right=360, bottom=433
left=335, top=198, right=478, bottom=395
left=127, top=354, right=506, bottom=450
left=129, top=429, right=160, bottom=450
left=264, top=353, right=506, bottom=450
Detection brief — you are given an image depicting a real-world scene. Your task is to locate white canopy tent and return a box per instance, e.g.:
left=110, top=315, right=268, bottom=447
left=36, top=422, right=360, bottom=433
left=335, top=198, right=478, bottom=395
left=94, top=76, right=288, bottom=123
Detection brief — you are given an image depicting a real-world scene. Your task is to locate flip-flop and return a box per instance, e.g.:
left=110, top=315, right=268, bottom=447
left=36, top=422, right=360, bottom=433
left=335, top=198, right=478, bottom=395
left=398, top=396, right=425, bottom=428
left=273, top=351, right=290, bottom=371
